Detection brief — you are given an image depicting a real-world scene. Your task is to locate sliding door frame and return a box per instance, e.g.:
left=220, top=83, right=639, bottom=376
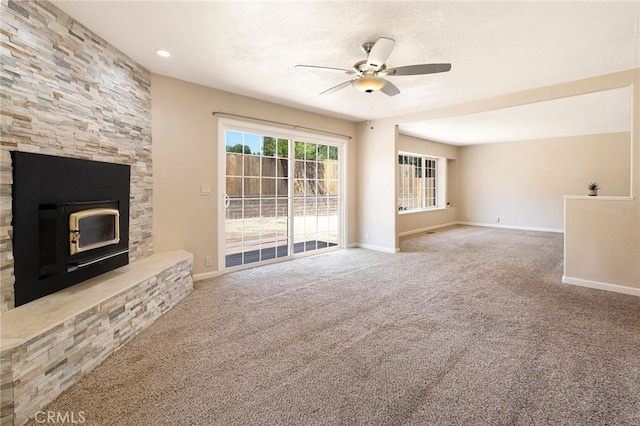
left=217, top=118, right=347, bottom=274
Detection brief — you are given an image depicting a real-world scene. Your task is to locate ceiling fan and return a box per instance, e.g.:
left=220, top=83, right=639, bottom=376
left=296, top=37, right=451, bottom=96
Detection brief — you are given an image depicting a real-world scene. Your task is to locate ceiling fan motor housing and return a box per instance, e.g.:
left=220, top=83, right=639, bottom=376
left=353, top=60, right=387, bottom=75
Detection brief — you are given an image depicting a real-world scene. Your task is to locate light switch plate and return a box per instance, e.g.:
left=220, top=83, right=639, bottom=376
left=200, top=184, right=212, bottom=196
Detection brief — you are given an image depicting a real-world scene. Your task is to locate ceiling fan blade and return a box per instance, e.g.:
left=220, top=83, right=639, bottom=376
left=380, top=80, right=400, bottom=97
left=385, top=63, right=452, bottom=76
left=366, top=37, right=395, bottom=69
left=296, top=65, right=355, bottom=74
left=319, top=80, right=353, bottom=95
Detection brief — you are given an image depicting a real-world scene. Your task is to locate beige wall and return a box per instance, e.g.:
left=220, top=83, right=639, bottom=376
left=563, top=70, right=640, bottom=291
left=388, top=68, right=639, bottom=292
left=396, top=134, right=459, bottom=236
left=565, top=199, right=639, bottom=288
left=458, top=132, right=631, bottom=231
left=356, top=120, right=398, bottom=252
left=151, top=74, right=357, bottom=277
left=152, top=67, right=638, bottom=290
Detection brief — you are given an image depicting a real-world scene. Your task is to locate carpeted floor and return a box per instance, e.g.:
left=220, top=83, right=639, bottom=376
left=28, top=226, right=640, bottom=425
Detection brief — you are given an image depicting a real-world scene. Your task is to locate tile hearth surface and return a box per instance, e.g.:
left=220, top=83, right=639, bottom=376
left=1, top=250, right=192, bottom=350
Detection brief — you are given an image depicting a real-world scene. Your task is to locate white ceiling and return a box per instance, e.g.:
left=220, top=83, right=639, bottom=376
left=52, top=0, right=640, bottom=144
left=399, top=87, right=633, bottom=145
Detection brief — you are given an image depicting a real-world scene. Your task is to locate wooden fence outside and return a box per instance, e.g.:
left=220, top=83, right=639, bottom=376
left=397, top=164, right=435, bottom=210
left=225, top=153, right=339, bottom=219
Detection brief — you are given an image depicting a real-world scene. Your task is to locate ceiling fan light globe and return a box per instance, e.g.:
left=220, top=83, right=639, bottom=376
left=352, top=76, right=386, bottom=93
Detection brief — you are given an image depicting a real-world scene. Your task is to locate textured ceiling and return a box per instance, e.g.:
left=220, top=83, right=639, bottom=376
left=52, top=1, right=640, bottom=143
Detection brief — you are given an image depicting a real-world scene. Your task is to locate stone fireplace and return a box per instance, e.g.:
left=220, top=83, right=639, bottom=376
left=0, top=0, right=154, bottom=313
left=1, top=2, right=193, bottom=425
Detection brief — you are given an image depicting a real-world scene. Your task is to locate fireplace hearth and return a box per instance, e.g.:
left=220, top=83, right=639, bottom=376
left=11, top=152, right=130, bottom=306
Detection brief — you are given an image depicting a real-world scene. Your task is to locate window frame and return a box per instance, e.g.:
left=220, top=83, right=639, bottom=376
left=397, top=151, right=445, bottom=214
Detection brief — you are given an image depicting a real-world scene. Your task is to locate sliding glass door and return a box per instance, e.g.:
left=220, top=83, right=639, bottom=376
left=224, top=131, right=289, bottom=267
left=221, top=123, right=343, bottom=270
left=292, top=141, right=340, bottom=253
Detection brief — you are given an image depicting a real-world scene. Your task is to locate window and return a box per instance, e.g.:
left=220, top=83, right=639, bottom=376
left=398, top=153, right=440, bottom=212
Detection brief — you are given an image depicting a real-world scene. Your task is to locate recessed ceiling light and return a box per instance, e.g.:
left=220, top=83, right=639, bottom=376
left=156, top=49, right=171, bottom=58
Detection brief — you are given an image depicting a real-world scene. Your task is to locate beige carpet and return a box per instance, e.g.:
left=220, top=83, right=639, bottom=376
left=28, top=226, right=640, bottom=425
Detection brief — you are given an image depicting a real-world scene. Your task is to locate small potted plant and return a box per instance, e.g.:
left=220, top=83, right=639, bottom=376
left=588, top=182, right=600, bottom=196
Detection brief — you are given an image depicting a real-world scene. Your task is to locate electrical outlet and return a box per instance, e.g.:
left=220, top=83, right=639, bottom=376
left=205, top=256, right=212, bottom=267
left=496, top=217, right=501, bottom=223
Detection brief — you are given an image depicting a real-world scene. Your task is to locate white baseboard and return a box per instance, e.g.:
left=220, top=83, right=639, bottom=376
left=357, top=243, right=399, bottom=253
left=562, top=276, right=640, bottom=296
left=398, top=222, right=459, bottom=237
left=457, top=221, right=564, bottom=234
left=193, top=271, right=221, bottom=282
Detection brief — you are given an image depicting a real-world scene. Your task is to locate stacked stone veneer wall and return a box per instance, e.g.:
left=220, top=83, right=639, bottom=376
left=0, top=151, right=14, bottom=313
left=0, top=0, right=153, bottom=312
left=1, top=251, right=193, bottom=426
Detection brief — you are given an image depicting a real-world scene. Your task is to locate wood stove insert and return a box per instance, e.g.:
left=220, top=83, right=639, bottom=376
left=11, top=152, right=130, bottom=306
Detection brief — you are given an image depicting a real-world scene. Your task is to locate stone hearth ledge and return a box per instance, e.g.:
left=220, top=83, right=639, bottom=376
left=0, top=250, right=193, bottom=426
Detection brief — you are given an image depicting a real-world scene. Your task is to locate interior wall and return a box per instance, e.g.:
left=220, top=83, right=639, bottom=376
left=396, top=134, right=459, bottom=236
left=151, top=74, right=358, bottom=277
left=458, top=132, right=631, bottom=231
left=393, top=68, right=639, bottom=291
left=0, top=0, right=152, bottom=312
left=564, top=70, right=640, bottom=291
left=355, top=120, right=398, bottom=252
left=565, top=199, right=639, bottom=289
